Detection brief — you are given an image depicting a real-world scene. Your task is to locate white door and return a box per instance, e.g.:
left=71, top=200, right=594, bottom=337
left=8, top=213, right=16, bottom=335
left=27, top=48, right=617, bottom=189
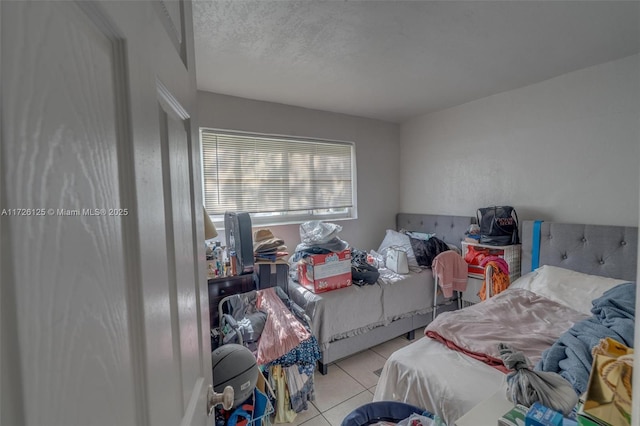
left=0, top=1, right=212, bottom=425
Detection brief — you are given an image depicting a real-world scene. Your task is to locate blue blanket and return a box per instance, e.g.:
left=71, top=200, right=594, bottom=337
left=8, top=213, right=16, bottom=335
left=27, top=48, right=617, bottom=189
left=535, top=282, right=635, bottom=395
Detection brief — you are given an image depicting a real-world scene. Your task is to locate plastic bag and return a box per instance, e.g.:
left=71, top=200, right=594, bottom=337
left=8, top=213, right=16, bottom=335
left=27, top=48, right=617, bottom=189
left=582, top=337, right=633, bottom=425
left=299, top=221, right=342, bottom=245
left=397, top=413, right=435, bottom=426
left=499, top=343, right=578, bottom=416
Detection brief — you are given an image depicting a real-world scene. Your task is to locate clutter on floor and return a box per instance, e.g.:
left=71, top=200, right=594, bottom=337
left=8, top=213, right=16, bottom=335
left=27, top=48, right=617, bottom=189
left=215, top=286, right=320, bottom=426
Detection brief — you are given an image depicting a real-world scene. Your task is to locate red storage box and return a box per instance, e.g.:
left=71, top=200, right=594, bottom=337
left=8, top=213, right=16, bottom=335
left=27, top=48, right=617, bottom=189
left=297, top=249, right=352, bottom=293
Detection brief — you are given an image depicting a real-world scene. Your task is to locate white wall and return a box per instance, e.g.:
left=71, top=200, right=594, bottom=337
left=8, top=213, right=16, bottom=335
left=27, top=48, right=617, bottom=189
left=400, top=54, right=640, bottom=227
left=197, top=92, right=401, bottom=251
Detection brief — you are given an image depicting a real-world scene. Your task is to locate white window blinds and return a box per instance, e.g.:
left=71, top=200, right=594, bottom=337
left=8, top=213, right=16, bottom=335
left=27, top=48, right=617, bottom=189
left=201, top=129, right=355, bottom=221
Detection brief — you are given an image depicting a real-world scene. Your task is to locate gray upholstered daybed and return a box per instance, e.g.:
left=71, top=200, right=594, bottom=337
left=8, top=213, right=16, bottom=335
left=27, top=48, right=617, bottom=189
left=287, top=213, right=475, bottom=374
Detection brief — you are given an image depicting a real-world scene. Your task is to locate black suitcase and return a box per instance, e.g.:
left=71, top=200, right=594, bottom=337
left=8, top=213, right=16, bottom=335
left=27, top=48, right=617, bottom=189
left=255, top=261, right=289, bottom=291
left=224, top=211, right=254, bottom=275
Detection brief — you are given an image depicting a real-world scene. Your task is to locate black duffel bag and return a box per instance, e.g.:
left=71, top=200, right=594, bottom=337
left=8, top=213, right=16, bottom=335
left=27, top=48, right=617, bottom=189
left=476, top=206, right=520, bottom=246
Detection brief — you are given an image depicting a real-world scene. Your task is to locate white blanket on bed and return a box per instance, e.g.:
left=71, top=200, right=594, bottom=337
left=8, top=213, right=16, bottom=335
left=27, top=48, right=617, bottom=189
left=373, top=337, right=508, bottom=426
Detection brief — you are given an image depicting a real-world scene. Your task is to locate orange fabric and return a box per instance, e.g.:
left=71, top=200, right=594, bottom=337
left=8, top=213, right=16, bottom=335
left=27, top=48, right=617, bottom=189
left=479, top=261, right=510, bottom=301
left=464, top=245, right=490, bottom=265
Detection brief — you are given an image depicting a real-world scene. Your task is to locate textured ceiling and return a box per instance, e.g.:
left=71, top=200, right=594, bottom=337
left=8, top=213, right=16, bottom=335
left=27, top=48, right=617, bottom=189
left=193, top=1, right=640, bottom=123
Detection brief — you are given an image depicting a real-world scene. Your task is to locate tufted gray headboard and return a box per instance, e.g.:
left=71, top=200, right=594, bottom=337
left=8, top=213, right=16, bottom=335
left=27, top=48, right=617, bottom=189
left=396, top=213, right=475, bottom=249
left=521, top=221, right=638, bottom=282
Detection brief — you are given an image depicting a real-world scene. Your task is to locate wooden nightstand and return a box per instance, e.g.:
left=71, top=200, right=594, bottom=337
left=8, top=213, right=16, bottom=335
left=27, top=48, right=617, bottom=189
left=208, top=274, right=255, bottom=329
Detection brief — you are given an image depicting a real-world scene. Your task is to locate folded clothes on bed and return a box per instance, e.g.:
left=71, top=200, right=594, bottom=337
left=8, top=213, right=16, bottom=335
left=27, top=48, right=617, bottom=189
left=535, top=282, right=636, bottom=395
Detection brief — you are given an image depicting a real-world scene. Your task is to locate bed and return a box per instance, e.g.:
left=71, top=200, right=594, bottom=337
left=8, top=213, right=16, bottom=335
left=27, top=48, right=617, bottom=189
left=373, top=220, right=638, bottom=425
left=287, top=213, right=475, bottom=374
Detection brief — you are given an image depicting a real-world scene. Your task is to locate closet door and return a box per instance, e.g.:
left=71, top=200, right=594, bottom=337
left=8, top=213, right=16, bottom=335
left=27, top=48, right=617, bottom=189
left=0, top=1, right=211, bottom=425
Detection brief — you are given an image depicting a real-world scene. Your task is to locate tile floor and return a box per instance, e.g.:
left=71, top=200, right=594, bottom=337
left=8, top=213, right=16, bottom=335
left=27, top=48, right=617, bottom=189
left=287, top=330, right=422, bottom=426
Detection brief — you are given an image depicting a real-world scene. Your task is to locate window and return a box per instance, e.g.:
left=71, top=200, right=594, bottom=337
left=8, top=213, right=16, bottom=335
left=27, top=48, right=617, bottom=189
left=200, top=129, right=357, bottom=227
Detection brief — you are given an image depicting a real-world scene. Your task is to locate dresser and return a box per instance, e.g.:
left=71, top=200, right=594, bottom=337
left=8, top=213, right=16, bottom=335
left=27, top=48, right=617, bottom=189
left=208, top=274, right=255, bottom=330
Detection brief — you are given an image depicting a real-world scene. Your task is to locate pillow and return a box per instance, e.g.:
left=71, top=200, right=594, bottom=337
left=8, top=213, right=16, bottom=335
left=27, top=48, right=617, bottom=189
left=509, top=265, right=628, bottom=314
left=377, top=229, right=419, bottom=269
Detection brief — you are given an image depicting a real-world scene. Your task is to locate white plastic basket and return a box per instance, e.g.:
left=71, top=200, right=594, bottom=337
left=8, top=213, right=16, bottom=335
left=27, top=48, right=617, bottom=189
left=461, top=241, right=521, bottom=282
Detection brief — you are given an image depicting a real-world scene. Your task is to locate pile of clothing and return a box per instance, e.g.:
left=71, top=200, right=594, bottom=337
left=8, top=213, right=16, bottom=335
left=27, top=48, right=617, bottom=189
left=291, top=221, right=349, bottom=262
left=290, top=221, right=349, bottom=282
left=253, top=229, right=288, bottom=262
left=291, top=221, right=380, bottom=286
left=478, top=256, right=510, bottom=300
left=219, top=287, right=321, bottom=423
left=536, top=282, right=636, bottom=396
left=350, top=248, right=380, bottom=286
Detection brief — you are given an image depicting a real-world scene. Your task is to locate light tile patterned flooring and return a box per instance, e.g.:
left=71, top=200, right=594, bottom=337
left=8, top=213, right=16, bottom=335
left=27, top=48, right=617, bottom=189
left=287, top=330, right=422, bottom=426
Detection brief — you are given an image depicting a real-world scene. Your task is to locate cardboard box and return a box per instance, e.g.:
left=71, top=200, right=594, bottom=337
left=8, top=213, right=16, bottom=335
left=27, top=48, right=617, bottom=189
left=297, top=249, right=352, bottom=293
left=498, top=405, right=528, bottom=426
left=255, top=260, right=289, bottom=290
left=525, top=403, right=563, bottom=426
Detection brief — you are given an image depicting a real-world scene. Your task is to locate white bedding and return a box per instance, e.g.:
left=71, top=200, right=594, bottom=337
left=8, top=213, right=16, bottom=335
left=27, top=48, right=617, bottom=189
left=508, top=265, right=628, bottom=315
left=373, top=336, right=507, bottom=426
